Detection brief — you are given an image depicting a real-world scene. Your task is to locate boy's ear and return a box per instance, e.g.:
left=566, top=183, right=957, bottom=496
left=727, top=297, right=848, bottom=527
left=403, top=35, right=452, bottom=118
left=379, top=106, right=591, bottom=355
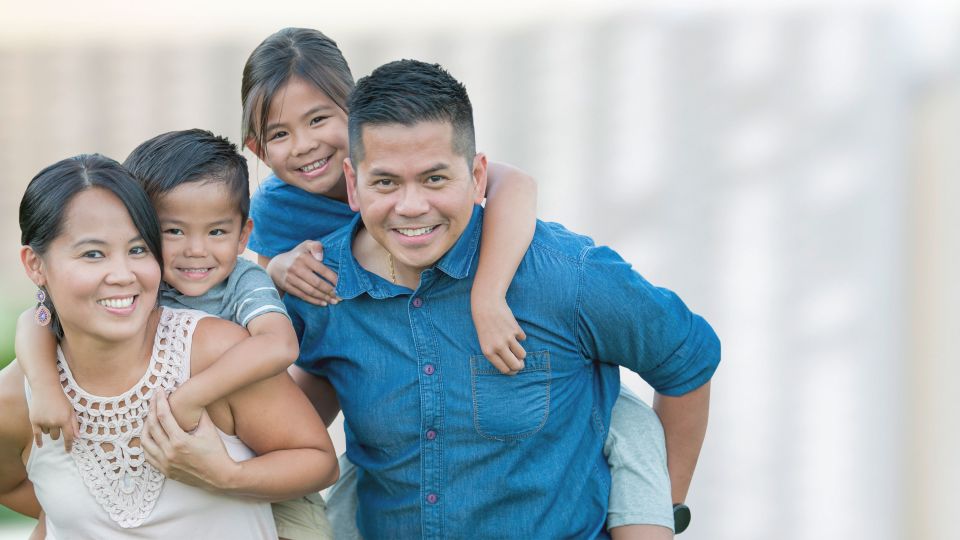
left=237, top=218, right=254, bottom=256
left=244, top=137, right=264, bottom=160
left=20, top=246, right=45, bottom=287
left=344, top=158, right=361, bottom=212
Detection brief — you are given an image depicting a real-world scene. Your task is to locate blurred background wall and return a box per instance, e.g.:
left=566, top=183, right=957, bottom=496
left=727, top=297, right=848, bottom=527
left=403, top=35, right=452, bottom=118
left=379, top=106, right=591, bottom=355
left=1, top=1, right=957, bottom=538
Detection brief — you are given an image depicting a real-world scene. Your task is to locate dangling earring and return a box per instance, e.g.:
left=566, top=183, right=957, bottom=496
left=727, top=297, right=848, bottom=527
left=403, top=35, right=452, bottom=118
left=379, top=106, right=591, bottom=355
left=35, top=288, right=51, bottom=327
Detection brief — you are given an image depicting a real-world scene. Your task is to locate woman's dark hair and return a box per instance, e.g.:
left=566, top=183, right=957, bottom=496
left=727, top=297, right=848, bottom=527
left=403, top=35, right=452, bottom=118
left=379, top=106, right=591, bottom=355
left=241, top=27, right=355, bottom=154
left=124, top=129, right=250, bottom=222
left=19, top=154, right=162, bottom=337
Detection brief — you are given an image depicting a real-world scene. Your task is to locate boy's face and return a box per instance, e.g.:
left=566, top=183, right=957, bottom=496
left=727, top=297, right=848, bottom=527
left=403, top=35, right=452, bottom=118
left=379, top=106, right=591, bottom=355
left=154, top=180, right=252, bottom=297
left=252, top=76, right=350, bottom=201
left=345, top=121, right=486, bottom=278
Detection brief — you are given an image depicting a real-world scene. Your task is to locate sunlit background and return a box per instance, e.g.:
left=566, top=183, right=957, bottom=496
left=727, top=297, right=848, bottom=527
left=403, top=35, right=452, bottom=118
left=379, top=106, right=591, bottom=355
left=1, top=1, right=958, bottom=539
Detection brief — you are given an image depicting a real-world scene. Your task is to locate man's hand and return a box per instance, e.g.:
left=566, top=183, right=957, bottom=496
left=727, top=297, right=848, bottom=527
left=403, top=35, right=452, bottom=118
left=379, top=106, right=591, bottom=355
left=266, top=240, right=340, bottom=306
left=28, top=385, right=78, bottom=452
left=141, top=392, right=238, bottom=491
left=471, top=294, right=526, bottom=374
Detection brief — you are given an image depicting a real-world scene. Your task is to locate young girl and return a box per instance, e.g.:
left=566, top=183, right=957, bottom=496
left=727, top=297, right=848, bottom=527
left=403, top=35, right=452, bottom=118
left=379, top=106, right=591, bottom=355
left=238, top=28, right=681, bottom=539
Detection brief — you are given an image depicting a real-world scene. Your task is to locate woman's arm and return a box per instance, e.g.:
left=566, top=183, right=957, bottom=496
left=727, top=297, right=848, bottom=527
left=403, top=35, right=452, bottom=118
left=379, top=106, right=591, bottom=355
left=0, top=361, right=41, bottom=518
left=142, top=318, right=338, bottom=501
left=472, top=161, right=537, bottom=374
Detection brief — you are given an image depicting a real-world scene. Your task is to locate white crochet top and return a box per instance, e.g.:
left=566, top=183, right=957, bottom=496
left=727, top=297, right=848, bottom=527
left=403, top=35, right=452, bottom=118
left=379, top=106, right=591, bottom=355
left=26, top=308, right=277, bottom=539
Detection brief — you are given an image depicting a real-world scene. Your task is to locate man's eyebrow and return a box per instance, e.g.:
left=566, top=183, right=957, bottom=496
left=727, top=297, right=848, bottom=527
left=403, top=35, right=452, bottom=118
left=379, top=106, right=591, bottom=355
left=367, top=163, right=450, bottom=177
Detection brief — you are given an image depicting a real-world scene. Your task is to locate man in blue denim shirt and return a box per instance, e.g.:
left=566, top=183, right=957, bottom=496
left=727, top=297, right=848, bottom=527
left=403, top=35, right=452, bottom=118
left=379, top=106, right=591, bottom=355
left=287, top=60, right=720, bottom=539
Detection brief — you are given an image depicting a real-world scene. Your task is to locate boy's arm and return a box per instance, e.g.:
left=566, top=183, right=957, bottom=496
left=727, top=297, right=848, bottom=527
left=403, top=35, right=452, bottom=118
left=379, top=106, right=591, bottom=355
left=263, top=241, right=340, bottom=306
left=472, top=161, right=537, bottom=375
left=0, top=361, right=42, bottom=519
left=15, top=309, right=77, bottom=451
left=167, top=312, right=299, bottom=431
left=654, top=381, right=711, bottom=505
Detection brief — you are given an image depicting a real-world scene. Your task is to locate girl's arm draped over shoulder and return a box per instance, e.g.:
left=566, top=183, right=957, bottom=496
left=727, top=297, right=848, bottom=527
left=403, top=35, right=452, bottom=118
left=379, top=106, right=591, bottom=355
left=263, top=241, right=340, bottom=306
left=142, top=317, right=338, bottom=501
left=472, top=161, right=537, bottom=375
left=0, top=361, right=42, bottom=518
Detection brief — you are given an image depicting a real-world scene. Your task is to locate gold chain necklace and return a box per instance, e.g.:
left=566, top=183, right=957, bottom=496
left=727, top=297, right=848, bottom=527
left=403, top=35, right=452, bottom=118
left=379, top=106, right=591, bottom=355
left=386, top=251, right=397, bottom=284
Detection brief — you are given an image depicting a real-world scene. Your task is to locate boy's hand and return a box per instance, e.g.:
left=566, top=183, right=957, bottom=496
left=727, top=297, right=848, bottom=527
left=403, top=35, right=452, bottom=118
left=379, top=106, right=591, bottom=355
left=29, top=385, right=78, bottom=452
left=471, top=294, right=527, bottom=375
left=267, top=240, right=340, bottom=306
left=166, top=385, right=203, bottom=433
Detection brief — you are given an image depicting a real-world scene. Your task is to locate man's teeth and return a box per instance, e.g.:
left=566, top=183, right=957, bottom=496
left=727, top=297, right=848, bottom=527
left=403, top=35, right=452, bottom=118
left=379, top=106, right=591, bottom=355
left=299, top=158, right=328, bottom=172
left=98, top=297, right=135, bottom=309
left=396, top=226, right=436, bottom=237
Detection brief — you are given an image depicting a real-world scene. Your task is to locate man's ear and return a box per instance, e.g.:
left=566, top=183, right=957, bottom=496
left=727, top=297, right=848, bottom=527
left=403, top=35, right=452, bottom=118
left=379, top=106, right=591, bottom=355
left=20, top=246, right=45, bottom=287
left=237, top=218, right=254, bottom=256
left=345, top=158, right=361, bottom=212
left=472, top=153, right=489, bottom=204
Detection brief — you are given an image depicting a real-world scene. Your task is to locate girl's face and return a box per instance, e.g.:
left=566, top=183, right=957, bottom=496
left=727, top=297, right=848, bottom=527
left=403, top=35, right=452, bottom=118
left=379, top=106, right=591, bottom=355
left=255, top=76, right=350, bottom=201
left=28, top=188, right=161, bottom=344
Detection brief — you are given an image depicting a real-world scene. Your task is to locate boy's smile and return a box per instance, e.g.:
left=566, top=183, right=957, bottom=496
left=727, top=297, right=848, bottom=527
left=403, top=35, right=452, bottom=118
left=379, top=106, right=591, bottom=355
left=155, top=180, right=252, bottom=297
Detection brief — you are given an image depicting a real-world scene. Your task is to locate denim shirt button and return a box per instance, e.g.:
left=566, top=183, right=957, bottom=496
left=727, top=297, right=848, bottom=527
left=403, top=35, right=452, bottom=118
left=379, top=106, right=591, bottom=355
left=423, top=364, right=435, bottom=375
left=426, top=429, right=437, bottom=440
left=412, top=297, right=424, bottom=308
left=426, top=493, right=438, bottom=504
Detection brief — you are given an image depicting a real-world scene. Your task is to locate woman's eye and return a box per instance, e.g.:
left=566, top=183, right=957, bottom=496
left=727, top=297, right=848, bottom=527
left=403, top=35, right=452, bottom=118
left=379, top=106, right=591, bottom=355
left=130, top=246, right=148, bottom=256
left=82, top=250, right=104, bottom=259
left=163, top=228, right=183, bottom=236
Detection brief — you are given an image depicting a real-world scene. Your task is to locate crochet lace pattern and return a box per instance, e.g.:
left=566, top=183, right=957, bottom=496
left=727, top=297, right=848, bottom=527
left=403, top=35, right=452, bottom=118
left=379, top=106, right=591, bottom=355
left=58, top=308, right=196, bottom=528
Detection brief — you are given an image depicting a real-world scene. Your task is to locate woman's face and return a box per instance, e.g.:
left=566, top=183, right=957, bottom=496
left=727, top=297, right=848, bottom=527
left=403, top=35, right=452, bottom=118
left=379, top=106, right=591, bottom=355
left=35, top=188, right=161, bottom=343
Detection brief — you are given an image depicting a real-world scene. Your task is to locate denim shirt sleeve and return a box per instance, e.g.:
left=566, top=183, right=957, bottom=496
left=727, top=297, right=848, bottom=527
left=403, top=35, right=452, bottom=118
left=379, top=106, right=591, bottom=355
left=286, top=294, right=330, bottom=378
left=575, top=245, right=720, bottom=396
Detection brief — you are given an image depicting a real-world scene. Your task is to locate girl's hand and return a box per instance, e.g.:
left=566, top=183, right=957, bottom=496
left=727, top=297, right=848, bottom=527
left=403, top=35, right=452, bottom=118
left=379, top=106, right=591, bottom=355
left=141, top=392, right=238, bottom=491
left=29, top=385, right=78, bottom=452
left=266, top=240, right=340, bottom=306
left=471, top=294, right=527, bottom=375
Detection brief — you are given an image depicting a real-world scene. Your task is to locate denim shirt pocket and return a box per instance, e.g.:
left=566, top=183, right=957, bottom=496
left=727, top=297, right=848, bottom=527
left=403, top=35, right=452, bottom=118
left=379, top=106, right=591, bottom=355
left=470, top=350, right=551, bottom=441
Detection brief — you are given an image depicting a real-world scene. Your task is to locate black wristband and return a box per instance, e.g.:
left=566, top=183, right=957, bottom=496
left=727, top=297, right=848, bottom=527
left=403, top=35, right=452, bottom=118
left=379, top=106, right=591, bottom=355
left=673, top=503, right=691, bottom=534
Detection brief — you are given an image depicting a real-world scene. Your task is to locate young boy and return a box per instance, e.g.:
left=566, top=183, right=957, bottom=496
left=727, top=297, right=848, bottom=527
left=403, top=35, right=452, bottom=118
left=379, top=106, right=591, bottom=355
left=17, top=129, right=331, bottom=539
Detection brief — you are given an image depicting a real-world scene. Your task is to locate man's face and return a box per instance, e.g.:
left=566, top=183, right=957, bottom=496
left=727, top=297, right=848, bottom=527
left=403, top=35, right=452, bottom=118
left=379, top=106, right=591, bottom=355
left=345, top=121, right=487, bottom=278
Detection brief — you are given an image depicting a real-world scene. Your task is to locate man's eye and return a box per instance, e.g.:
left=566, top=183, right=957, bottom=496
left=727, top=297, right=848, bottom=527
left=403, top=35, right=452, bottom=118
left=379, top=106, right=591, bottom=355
left=163, top=228, right=184, bottom=236
left=426, top=175, right=446, bottom=184
left=375, top=179, right=394, bottom=187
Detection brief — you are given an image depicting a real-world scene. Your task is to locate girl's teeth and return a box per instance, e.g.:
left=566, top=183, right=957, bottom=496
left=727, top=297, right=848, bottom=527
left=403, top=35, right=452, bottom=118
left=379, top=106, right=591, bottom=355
left=397, top=226, right=436, bottom=237
left=99, top=297, right=134, bottom=308
left=300, top=158, right=328, bottom=172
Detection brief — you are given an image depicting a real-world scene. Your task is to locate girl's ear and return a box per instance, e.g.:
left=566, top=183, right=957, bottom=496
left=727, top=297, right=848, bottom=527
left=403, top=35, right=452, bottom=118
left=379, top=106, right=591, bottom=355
left=245, top=137, right=264, bottom=160
left=20, top=246, right=45, bottom=287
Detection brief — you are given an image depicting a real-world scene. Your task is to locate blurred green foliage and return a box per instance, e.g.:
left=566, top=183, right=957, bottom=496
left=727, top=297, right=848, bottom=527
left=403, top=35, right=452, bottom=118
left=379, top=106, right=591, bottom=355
left=0, top=504, right=34, bottom=525
left=0, top=307, right=19, bottom=370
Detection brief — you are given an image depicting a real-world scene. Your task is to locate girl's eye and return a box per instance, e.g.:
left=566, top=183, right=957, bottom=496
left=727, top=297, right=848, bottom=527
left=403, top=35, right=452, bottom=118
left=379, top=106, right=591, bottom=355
left=163, top=228, right=184, bottom=236
left=310, top=116, right=328, bottom=126
left=269, top=130, right=288, bottom=141
left=82, top=250, right=104, bottom=259
left=209, top=229, right=227, bottom=237
left=130, top=246, right=148, bottom=256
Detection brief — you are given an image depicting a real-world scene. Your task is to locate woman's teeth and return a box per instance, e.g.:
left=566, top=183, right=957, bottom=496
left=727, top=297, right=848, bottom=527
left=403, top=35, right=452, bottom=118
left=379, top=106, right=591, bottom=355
left=98, top=297, right=135, bottom=308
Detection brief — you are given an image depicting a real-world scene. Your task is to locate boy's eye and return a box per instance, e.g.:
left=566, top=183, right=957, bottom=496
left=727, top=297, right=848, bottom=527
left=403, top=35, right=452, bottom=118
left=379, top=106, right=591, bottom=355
left=163, top=228, right=184, bottom=236
left=209, top=229, right=227, bottom=237
left=81, top=250, right=104, bottom=259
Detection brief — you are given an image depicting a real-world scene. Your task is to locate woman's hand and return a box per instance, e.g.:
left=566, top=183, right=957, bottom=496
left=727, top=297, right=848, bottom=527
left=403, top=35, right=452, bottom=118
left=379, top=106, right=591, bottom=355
left=266, top=240, right=340, bottom=306
left=141, top=392, right=239, bottom=491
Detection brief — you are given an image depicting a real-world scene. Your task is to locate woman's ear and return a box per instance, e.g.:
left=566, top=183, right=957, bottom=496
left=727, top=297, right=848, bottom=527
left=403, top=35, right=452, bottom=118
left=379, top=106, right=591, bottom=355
left=20, top=246, right=45, bottom=287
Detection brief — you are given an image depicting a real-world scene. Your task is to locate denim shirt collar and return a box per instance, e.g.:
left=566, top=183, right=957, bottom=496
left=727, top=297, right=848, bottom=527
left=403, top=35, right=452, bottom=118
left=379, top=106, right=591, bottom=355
left=335, top=205, right=483, bottom=300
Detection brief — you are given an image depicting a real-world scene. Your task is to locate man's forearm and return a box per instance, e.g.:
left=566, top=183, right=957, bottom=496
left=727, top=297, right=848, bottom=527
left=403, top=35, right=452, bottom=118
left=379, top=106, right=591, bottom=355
left=653, top=381, right=711, bottom=504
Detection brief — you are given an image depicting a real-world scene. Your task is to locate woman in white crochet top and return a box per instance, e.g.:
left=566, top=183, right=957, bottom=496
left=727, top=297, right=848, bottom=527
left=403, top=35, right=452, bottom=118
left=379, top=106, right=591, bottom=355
left=0, top=154, right=338, bottom=539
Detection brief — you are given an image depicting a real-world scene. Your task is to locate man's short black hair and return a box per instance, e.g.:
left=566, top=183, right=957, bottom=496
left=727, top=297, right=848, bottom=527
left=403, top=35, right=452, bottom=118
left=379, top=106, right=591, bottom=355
left=347, top=60, right=475, bottom=165
left=124, top=129, right=250, bottom=222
